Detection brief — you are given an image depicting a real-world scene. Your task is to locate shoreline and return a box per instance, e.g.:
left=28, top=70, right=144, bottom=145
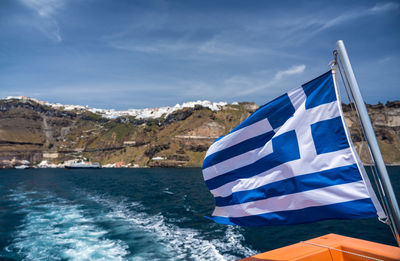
left=3, top=165, right=400, bottom=170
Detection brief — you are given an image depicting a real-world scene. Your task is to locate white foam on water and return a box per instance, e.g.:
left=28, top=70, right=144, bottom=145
left=84, top=193, right=257, bottom=260
left=5, top=189, right=129, bottom=261
left=162, top=188, right=174, bottom=195
left=3, top=187, right=257, bottom=260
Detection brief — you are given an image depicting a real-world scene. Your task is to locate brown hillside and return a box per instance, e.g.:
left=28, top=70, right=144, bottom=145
left=0, top=99, right=399, bottom=167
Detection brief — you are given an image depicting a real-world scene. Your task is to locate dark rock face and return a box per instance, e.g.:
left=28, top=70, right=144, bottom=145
left=168, top=154, right=189, bottom=161
left=367, top=102, right=384, bottom=110
left=164, top=108, right=194, bottom=125
left=0, top=99, right=76, bottom=118
left=342, top=101, right=400, bottom=164
left=144, top=144, right=170, bottom=159
left=185, top=144, right=209, bottom=152
left=341, top=103, right=352, bottom=112
left=386, top=101, right=400, bottom=108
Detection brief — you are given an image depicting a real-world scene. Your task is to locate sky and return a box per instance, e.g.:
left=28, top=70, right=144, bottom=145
left=0, top=0, right=399, bottom=109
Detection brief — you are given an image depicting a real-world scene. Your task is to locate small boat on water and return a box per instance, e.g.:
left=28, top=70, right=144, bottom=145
left=14, top=165, right=29, bottom=169
left=65, top=161, right=101, bottom=169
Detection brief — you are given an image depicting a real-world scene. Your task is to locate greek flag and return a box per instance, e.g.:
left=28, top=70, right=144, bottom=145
left=202, top=70, right=385, bottom=226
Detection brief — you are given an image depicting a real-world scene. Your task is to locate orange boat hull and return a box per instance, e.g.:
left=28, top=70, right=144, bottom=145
left=240, top=233, right=400, bottom=261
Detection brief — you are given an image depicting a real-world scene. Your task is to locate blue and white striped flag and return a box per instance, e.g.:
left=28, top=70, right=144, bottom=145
left=202, top=70, right=385, bottom=226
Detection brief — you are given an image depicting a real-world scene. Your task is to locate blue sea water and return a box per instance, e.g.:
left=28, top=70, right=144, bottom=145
left=0, top=167, right=398, bottom=260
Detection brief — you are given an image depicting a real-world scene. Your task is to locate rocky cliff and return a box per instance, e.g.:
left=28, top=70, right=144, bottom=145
left=342, top=101, right=400, bottom=165
left=0, top=98, right=399, bottom=168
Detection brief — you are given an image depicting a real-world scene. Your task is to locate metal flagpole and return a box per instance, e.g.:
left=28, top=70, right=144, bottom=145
left=335, top=40, right=400, bottom=246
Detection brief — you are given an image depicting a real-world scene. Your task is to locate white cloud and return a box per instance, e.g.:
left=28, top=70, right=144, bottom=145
left=109, top=37, right=264, bottom=57
left=195, top=64, right=307, bottom=100
left=316, top=2, right=399, bottom=34
left=377, top=56, right=394, bottom=64
left=371, top=2, right=400, bottom=13
left=108, top=36, right=292, bottom=63
left=19, top=0, right=64, bottom=42
left=198, top=38, right=263, bottom=56
left=20, top=0, right=63, bottom=17
left=110, top=40, right=194, bottom=54
left=272, top=2, right=400, bottom=46
left=231, top=64, right=306, bottom=96
left=275, top=64, right=306, bottom=80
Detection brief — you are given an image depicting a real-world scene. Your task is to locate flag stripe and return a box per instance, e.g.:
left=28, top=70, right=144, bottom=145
left=302, top=71, right=336, bottom=109
left=205, top=118, right=272, bottom=158
left=215, top=164, right=361, bottom=207
left=203, top=101, right=341, bottom=181
left=203, top=131, right=274, bottom=169
left=210, top=147, right=355, bottom=198
left=203, top=141, right=274, bottom=181
left=205, top=130, right=300, bottom=190
left=212, top=181, right=370, bottom=218
left=207, top=198, right=376, bottom=227
left=226, top=93, right=295, bottom=134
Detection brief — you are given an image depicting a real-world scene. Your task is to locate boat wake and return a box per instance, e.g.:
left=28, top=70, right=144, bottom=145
left=1, top=187, right=256, bottom=260
left=81, top=191, right=257, bottom=260
left=2, top=188, right=129, bottom=260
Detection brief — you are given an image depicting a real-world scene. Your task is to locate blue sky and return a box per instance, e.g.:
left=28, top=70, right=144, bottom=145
left=0, top=0, right=399, bottom=109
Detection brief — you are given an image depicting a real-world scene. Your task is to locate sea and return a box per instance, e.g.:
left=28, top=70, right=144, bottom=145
left=0, top=167, right=398, bottom=260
